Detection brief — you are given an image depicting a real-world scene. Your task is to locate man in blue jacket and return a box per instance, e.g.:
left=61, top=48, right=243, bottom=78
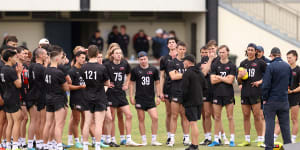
left=262, top=47, right=292, bottom=150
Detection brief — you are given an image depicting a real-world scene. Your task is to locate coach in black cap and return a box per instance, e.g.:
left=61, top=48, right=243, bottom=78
left=262, top=47, right=292, bottom=150
left=182, top=54, right=207, bottom=150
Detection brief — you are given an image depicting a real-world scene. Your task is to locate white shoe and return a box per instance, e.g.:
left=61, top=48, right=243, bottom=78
left=126, top=140, right=141, bottom=146
left=68, top=141, right=74, bottom=146
left=292, top=139, right=296, bottom=144
left=167, top=140, right=174, bottom=147
left=223, top=138, right=230, bottom=145
left=141, top=141, right=147, bottom=146
left=151, top=141, right=162, bottom=146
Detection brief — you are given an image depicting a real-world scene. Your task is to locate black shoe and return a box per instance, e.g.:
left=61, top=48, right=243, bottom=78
left=166, top=138, right=171, bottom=145
left=199, top=139, right=212, bottom=145
left=22, top=144, right=27, bottom=148
left=109, top=142, right=120, bottom=147
left=185, top=144, right=199, bottom=150
left=218, top=139, right=223, bottom=145
left=33, top=141, right=36, bottom=148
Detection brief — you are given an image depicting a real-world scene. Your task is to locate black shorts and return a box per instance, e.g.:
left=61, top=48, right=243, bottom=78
left=70, top=103, right=88, bottom=111
left=107, top=94, right=129, bottom=108
left=4, top=103, right=21, bottom=113
left=213, top=96, right=235, bottom=106
left=86, top=102, right=107, bottom=113
left=288, top=94, right=300, bottom=107
left=46, top=102, right=67, bottom=112
left=203, top=92, right=213, bottom=103
left=241, top=96, right=261, bottom=105
left=135, top=101, right=156, bottom=111
left=163, top=84, right=172, bottom=100
left=26, top=101, right=37, bottom=110
left=0, top=105, right=3, bottom=111
left=37, top=102, right=46, bottom=111
left=185, top=105, right=202, bottom=121
left=171, top=96, right=183, bottom=104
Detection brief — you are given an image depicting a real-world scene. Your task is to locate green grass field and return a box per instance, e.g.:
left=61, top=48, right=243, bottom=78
left=63, top=96, right=299, bottom=150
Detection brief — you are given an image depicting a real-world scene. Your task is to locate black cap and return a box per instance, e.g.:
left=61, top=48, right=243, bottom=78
left=247, top=43, right=257, bottom=49
left=137, top=51, right=148, bottom=58
left=270, top=47, right=281, bottom=55
left=182, top=54, right=196, bottom=64
left=256, top=46, right=264, bottom=52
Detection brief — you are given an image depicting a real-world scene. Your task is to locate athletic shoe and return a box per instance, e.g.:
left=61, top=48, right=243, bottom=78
left=238, top=141, right=250, bottom=147
left=100, top=142, right=109, bottom=148
left=109, top=142, right=120, bottom=147
left=218, top=139, right=222, bottom=145
left=126, top=140, right=140, bottom=146
left=167, top=140, right=174, bottom=147
left=224, top=138, right=230, bottom=145
left=257, top=142, right=265, bottom=147
left=199, top=139, right=212, bottom=145
left=229, top=141, right=235, bottom=147
left=166, top=138, right=170, bottom=145
left=208, top=141, right=220, bottom=147
left=62, top=144, right=71, bottom=149
left=185, top=145, right=199, bottom=150
left=252, top=138, right=259, bottom=143
left=183, top=138, right=191, bottom=146
left=74, top=142, right=83, bottom=148
left=27, top=148, right=36, bottom=150
left=151, top=141, right=162, bottom=146
left=120, top=140, right=126, bottom=145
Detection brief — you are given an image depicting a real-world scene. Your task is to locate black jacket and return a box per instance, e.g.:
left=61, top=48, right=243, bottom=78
left=182, top=66, right=208, bottom=107
left=134, top=36, right=149, bottom=53
left=88, top=36, right=104, bottom=51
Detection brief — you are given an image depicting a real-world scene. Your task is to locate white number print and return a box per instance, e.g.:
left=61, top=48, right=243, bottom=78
left=220, top=72, right=227, bottom=77
left=248, top=68, right=255, bottom=78
left=32, top=71, right=35, bottom=80
left=0, top=73, right=5, bottom=82
left=141, top=76, right=150, bottom=86
left=85, top=71, right=97, bottom=80
left=45, top=74, right=51, bottom=84
left=114, top=72, right=122, bottom=81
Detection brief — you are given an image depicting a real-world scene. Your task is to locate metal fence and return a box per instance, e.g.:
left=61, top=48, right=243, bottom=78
left=221, top=0, right=300, bottom=41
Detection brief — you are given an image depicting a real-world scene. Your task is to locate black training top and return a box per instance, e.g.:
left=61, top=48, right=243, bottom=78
left=1, top=65, right=20, bottom=105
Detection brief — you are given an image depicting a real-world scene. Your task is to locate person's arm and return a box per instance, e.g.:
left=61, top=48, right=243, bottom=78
left=62, top=81, right=69, bottom=91
left=262, top=65, right=272, bottom=102
left=219, top=75, right=235, bottom=84
left=14, top=64, right=23, bottom=88
left=104, top=80, right=110, bottom=86
left=155, top=80, right=161, bottom=105
left=210, top=74, right=222, bottom=84
left=169, top=70, right=183, bottom=80
left=201, top=54, right=215, bottom=76
left=160, top=70, right=165, bottom=101
left=122, top=73, right=130, bottom=91
left=129, top=81, right=135, bottom=105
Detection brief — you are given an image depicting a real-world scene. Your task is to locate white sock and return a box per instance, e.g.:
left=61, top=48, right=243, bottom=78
left=75, top=138, right=80, bottom=143
left=222, top=133, right=227, bottom=139
left=81, top=137, right=83, bottom=143
left=292, top=135, right=297, bottom=142
left=83, top=142, right=89, bottom=150
left=142, top=135, right=147, bottom=142
left=183, top=134, right=189, bottom=141
left=152, top=135, right=157, bottom=142
left=68, top=135, right=73, bottom=143
left=28, top=140, right=34, bottom=148
left=57, top=143, right=63, bottom=150
left=106, top=135, right=111, bottom=143
left=43, top=143, right=48, bottom=149
left=258, top=136, right=264, bottom=142
left=120, top=135, right=125, bottom=141
left=170, top=134, right=175, bottom=142
left=245, top=135, right=250, bottom=143
left=219, top=132, right=222, bottom=138
left=101, top=135, right=105, bottom=141
left=92, top=137, right=96, bottom=144
left=167, top=132, right=170, bottom=138
left=47, top=141, right=52, bottom=149
left=111, top=137, right=116, bottom=143
left=95, top=142, right=101, bottom=150
left=6, top=142, right=11, bottom=149
left=126, top=135, right=132, bottom=141
left=214, top=135, right=219, bottom=143
left=207, top=133, right=212, bottom=141
left=12, top=142, right=18, bottom=150
left=274, top=134, right=278, bottom=141
left=230, top=134, right=235, bottom=142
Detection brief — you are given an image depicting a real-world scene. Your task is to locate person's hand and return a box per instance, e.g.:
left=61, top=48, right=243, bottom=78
left=208, top=51, right=215, bottom=60
left=80, top=84, right=86, bottom=89
left=147, top=36, right=152, bottom=41
left=239, top=85, right=242, bottom=90
left=0, top=96, right=4, bottom=106
left=130, top=97, right=135, bottom=105
left=122, top=84, right=128, bottom=91
left=108, top=82, right=115, bottom=88
left=251, top=81, right=261, bottom=87
left=288, top=89, right=293, bottom=94
left=238, top=70, right=246, bottom=79
left=156, top=97, right=161, bottom=106
left=15, top=63, right=24, bottom=75
left=263, top=101, right=267, bottom=104
left=160, top=94, right=165, bottom=102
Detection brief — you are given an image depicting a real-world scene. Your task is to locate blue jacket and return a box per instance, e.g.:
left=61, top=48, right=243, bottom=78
left=262, top=57, right=292, bottom=102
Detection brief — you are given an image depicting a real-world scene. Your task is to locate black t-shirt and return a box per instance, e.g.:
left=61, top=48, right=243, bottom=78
left=239, top=58, right=267, bottom=97
left=160, top=54, right=173, bottom=87
left=44, top=67, right=67, bottom=104
left=68, top=66, right=85, bottom=104
left=130, top=65, right=159, bottom=103
left=211, top=60, right=236, bottom=97
left=290, top=66, right=300, bottom=96
left=0, top=65, right=20, bottom=105
left=80, top=62, right=109, bottom=104
left=104, top=60, right=131, bottom=94
left=27, top=63, right=46, bottom=102
left=168, top=58, right=186, bottom=97
left=0, top=60, right=4, bottom=95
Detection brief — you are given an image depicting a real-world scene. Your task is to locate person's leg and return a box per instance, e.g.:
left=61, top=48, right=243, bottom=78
left=108, top=107, right=115, bottom=143
left=72, top=109, right=82, bottom=142
left=136, top=109, right=146, bottom=144
left=68, top=111, right=74, bottom=145
left=20, top=106, right=28, bottom=147
left=116, top=108, right=125, bottom=141
left=190, top=121, right=199, bottom=148
left=290, top=105, right=299, bottom=143
left=210, top=104, right=222, bottom=145
left=164, top=100, right=171, bottom=140
left=147, top=107, right=160, bottom=145
left=54, top=107, right=67, bottom=150
left=179, top=105, right=190, bottom=145
left=94, top=111, right=106, bottom=150
left=104, top=108, right=114, bottom=146
left=240, top=105, right=251, bottom=144
left=274, top=119, right=281, bottom=141
left=48, top=121, right=56, bottom=150
left=252, top=103, right=264, bottom=144
left=80, top=111, right=85, bottom=142
left=39, top=108, right=46, bottom=148
left=5, top=113, right=13, bottom=149
left=11, top=110, right=21, bottom=150
left=0, top=110, right=5, bottom=147
left=169, top=102, right=180, bottom=145
left=119, top=105, right=133, bottom=142
left=277, top=102, right=292, bottom=144
left=82, top=111, right=92, bottom=150
left=203, top=102, right=212, bottom=142
left=225, top=104, right=235, bottom=145
left=264, top=103, right=276, bottom=150
left=27, top=106, right=39, bottom=149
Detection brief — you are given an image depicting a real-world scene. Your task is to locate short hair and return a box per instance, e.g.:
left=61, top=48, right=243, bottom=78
left=50, top=51, right=61, bottom=59
left=167, top=37, right=177, bottom=44
left=206, top=40, right=217, bottom=48
left=287, top=50, right=298, bottom=60
left=49, top=45, right=63, bottom=53
left=112, top=25, right=118, bottom=30
left=3, top=50, right=17, bottom=62
left=120, top=25, right=126, bottom=29
left=19, top=46, right=29, bottom=50
left=169, top=30, right=176, bottom=35
left=73, top=46, right=85, bottom=55
left=6, top=35, right=18, bottom=44
left=75, top=51, right=86, bottom=57
left=31, top=48, right=45, bottom=62
left=88, top=45, right=99, bottom=58
left=200, top=46, right=207, bottom=52
left=218, top=45, right=230, bottom=52
left=16, top=46, right=24, bottom=53
left=177, top=41, right=186, bottom=48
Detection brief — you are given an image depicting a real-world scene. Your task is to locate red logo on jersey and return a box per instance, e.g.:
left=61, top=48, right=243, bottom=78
left=120, top=67, right=125, bottom=71
left=225, top=67, right=230, bottom=70
left=147, top=71, right=153, bottom=75
left=293, top=72, right=297, bottom=76
left=251, top=63, right=257, bottom=67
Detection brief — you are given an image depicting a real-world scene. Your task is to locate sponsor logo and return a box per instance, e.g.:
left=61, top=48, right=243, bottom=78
left=147, top=71, right=153, bottom=75
left=203, top=97, right=207, bottom=101
left=293, top=72, right=297, bottom=76
left=75, top=105, right=82, bottom=109
left=213, top=99, right=218, bottom=103
left=108, top=102, right=112, bottom=106
left=251, top=63, right=257, bottom=67
left=225, top=67, right=230, bottom=70
left=120, top=67, right=125, bottom=71
left=164, top=94, right=169, bottom=98
left=173, top=98, right=178, bottom=101
left=136, top=104, right=141, bottom=108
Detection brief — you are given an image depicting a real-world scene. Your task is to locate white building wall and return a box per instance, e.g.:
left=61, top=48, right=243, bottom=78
left=218, top=7, right=299, bottom=65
